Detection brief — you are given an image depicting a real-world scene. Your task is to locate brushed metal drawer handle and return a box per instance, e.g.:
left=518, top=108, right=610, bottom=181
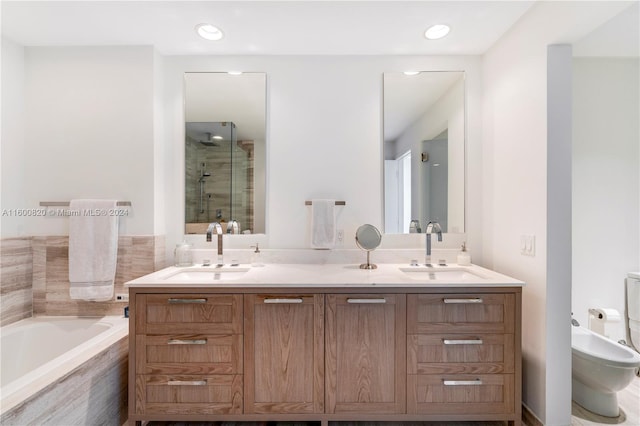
left=443, top=339, right=484, bottom=345
left=347, top=298, right=386, bottom=304
left=443, top=379, right=483, bottom=386
left=167, top=380, right=207, bottom=386
left=443, top=298, right=483, bottom=304
left=167, top=298, right=207, bottom=304
left=264, top=298, right=303, bottom=304
left=168, top=338, right=207, bottom=345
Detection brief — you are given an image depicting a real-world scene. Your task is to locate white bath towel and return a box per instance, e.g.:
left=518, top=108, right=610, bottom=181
left=68, top=199, right=119, bottom=301
left=310, top=199, right=336, bottom=249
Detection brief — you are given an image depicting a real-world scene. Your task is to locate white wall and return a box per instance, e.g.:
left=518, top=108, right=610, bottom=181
left=164, top=55, right=483, bottom=261
left=1, top=38, right=26, bottom=237
left=16, top=46, right=157, bottom=235
left=572, top=57, right=640, bottom=341
left=3, top=48, right=482, bottom=261
left=481, top=2, right=632, bottom=424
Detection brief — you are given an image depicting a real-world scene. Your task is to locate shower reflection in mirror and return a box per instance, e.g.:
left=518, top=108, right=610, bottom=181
left=184, top=72, right=267, bottom=235
left=185, top=121, right=252, bottom=230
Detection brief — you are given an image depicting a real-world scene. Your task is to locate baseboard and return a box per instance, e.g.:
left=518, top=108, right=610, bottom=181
left=523, top=403, right=544, bottom=426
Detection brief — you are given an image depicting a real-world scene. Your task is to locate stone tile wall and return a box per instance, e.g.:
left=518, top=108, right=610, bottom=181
left=0, top=235, right=165, bottom=323
left=0, top=237, right=33, bottom=326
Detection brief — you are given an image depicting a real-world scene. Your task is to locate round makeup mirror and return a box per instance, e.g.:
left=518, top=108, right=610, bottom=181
left=355, top=224, right=382, bottom=269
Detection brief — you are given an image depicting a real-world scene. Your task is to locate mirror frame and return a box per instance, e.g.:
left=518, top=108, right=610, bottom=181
left=382, top=70, right=467, bottom=235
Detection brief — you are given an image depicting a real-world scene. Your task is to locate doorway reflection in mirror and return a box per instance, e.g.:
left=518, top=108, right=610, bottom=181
left=383, top=71, right=465, bottom=234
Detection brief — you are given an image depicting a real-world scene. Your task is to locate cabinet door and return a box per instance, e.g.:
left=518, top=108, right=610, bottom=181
left=326, top=294, right=406, bottom=414
left=244, top=294, right=324, bottom=414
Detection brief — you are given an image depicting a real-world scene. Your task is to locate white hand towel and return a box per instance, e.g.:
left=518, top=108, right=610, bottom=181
left=311, top=199, right=336, bottom=249
left=68, top=199, right=119, bottom=301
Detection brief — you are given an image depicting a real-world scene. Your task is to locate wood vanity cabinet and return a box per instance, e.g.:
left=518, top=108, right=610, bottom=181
left=326, top=293, right=406, bottom=414
left=244, top=294, right=325, bottom=414
left=131, top=293, right=243, bottom=417
left=129, top=286, right=521, bottom=425
left=407, top=292, right=521, bottom=423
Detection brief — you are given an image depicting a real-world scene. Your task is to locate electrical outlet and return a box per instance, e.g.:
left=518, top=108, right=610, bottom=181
left=116, top=293, right=129, bottom=302
left=336, top=229, right=344, bottom=245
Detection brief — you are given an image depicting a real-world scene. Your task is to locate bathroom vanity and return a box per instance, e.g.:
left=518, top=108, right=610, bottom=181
left=126, top=263, right=523, bottom=426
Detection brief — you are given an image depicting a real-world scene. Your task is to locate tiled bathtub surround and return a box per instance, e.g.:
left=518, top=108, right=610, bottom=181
left=0, top=238, right=33, bottom=326
left=1, top=333, right=128, bottom=426
left=32, top=235, right=165, bottom=316
left=0, top=235, right=165, bottom=323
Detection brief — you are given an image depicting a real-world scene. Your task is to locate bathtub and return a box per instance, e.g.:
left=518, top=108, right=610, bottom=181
left=0, top=316, right=129, bottom=425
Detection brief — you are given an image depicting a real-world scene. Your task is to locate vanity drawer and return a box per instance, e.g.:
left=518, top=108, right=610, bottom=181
left=136, top=294, right=242, bottom=334
left=407, top=374, right=514, bottom=415
left=135, top=374, right=243, bottom=415
left=407, top=334, right=514, bottom=375
left=136, top=334, right=243, bottom=375
left=407, top=294, right=515, bottom=334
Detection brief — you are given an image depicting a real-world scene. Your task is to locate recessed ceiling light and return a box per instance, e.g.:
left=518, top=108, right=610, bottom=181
left=403, top=71, right=421, bottom=76
left=424, top=24, right=450, bottom=40
left=195, top=23, right=224, bottom=41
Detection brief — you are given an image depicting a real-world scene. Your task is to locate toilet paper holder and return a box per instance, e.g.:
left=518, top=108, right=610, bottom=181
left=588, top=307, right=621, bottom=322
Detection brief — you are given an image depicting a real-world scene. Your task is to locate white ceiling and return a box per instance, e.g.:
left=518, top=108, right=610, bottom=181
left=2, top=1, right=636, bottom=145
left=2, top=1, right=537, bottom=56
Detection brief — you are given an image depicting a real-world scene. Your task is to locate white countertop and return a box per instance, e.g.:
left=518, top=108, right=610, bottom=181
left=125, top=262, right=524, bottom=289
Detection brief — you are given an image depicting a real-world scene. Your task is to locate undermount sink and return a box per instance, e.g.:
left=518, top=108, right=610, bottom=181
left=161, top=267, right=250, bottom=282
left=398, top=267, right=487, bottom=281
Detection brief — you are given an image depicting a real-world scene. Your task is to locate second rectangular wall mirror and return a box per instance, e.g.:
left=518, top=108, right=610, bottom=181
left=383, top=71, right=465, bottom=234
left=184, top=72, right=266, bottom=235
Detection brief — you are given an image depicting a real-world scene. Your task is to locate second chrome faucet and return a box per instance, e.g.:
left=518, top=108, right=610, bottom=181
left=206, top=220, right=241, bottom=265
left=425, top=221, right=442, bottom=267
left=206, top=222, right=224, bottom=264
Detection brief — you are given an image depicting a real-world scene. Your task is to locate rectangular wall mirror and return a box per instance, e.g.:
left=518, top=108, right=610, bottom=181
left=383, top=71, right=465, bottom=234
left=184, top=72, right=266, bottom=235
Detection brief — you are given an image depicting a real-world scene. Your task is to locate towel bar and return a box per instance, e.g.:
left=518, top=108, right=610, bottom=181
left=304, top=201, right=345, bottom=206
left=40, top=201, right=131, bottom=207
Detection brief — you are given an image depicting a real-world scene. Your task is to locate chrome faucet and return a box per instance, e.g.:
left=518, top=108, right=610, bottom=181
left=227, top=220, right=239, bottom=234
left=206, top=222, right=223, bottom=264
left=425, top=221, right=442, bottom=266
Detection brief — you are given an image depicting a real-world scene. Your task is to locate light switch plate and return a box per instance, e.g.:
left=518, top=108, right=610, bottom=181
left=520, top=235, right=536, bottom=256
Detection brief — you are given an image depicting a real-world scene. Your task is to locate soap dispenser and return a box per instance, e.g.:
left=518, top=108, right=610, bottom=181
left=457, top=242, right=471, bottom=266
left=250, top=243, right=264, bottom=267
